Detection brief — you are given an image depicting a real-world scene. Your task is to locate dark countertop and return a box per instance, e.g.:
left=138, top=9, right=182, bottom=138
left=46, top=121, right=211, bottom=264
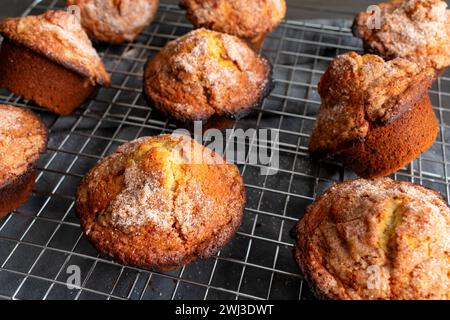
left=1, top=0, right=389, bottom=19
left=1, top=0, right=35, bottom=17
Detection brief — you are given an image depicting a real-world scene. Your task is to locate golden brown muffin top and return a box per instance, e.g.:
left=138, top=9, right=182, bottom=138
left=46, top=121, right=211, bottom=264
left=180, top=0, right=286, bottom=39
left=66, top=0, right=159, bottom=43
left=309, top=52, right=434, bottom=158
left=144, top=28, right=271, bottom=122
left=0, top=105, right=48, bottom=188
left=353, top=0, right=450, bottom=69
left=294, top=178, right=450, bottom=300
left=0, top=10, right=111, bottom=86
left=76, top=134, right=245, bottom=268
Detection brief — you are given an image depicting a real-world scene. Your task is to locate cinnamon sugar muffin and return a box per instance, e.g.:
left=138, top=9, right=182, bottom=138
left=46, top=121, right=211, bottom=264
left=352, top=0, right=450, bottom=70
left=67, top=0, right=159, bottom=43
left=144, top=28, right=272, bottom=122
left=0, top=105, right=48, bottom=219
left=293, top=178, right=450, bottom=300
left=309, top=52, right=438, bottom=179
left=180, top=0, right=286, bottom=49
left=0, top=10, right=111, bottom=115
left=76, top=134, right=245, bottom=270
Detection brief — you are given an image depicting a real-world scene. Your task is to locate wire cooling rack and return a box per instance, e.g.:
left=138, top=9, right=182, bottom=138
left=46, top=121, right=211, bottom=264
left=1, top=0, right=450, bottom=300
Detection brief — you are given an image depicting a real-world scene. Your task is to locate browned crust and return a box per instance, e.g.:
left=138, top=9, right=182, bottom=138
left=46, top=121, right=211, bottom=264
left=293, top=179, right=374, bottom=300
left=179, top=0, right=286, bottom=40
left=0, top=39, right=95, bottom=115
left=75, top=135, right=246, bottom=270
left=292, top=182, right=349, bottom=300
left=143, top=58, right=273, bottom=123
left=378, top=72, right=435, bottom=124
left=293, top=178, right=450, bottom=300
left=337, top=95, right=438, bottom=178
left=0, top=10, right=111, bottom=86
left=67, top=0, right=159, bottom=44
left=0, top=104, right=48, bottom=218
left=0, top=169, right=36, bottom=219
left=0, top=105, right=48, bottom=188
left=309, top=53, right=435, bottom=159
left=143, top=29, right=273, bottom=123
left=77, top=198, right=245, bottom=270
left=292, top=179, right=363, bottom=300
left=351, top=0, right=402, bottom=61
left=351, top=0, right=450, bottom=70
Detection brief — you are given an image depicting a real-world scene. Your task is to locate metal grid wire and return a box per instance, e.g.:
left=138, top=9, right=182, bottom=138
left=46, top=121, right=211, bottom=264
left=1, top=0, right=450, bottom=300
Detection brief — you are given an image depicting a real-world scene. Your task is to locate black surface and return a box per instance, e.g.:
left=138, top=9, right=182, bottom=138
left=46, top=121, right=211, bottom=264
left=0, top=0, right=34, bottom=17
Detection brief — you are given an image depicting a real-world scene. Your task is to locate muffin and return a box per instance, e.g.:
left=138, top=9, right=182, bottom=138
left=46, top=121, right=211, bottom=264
left=76, top=134, right=246, bottom=270
left=0, top=105, right=48, bottom=219
left=352, top=0, right=450, bottom=71
left=144, top=28, right=272, bottom=123
left=308, top=52, right=438, bottom=179
left=293, top=178, right=450, bottom=300
left=0, top=10, right=111, bottom=115
left=180, top=0, right=286, bottom=49
left=67, top=0, right=159, bottom=43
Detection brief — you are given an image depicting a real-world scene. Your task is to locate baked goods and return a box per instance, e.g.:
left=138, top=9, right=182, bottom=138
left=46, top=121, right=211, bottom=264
left=180, top=0, right=286, bottom=49
left=293, top=178, right=450, bottom=300
left=67, top=0, right=159, bottom=43
left=0, top=105, right=48, bottom=219
left=352, top=0, right=450, bottom=70
left=308, top=52, right=438, bottom=178
left=76, top=134, right=245, bottom=270
left=0, top=10, right=111, bottom=115
left=144, top=28, right=272, bottom=122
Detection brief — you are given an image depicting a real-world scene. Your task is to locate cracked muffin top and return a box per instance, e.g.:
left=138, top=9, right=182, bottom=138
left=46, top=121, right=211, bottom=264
left=180, top=0, right=286, bottom=40
left=0, top=10, right=110, bottom=86
left=309, top=52, right=435, bottom=158
left=144, top=28, right=272, bottom=122
left=67, top=0, right=159, bottom=43
left=294, top=178, right=450, bottom=300
left=76, top=134, right=245, bottom=269
left=352, top=0, right=450, bottom=70
left=0, top=105, right=48, bottom=188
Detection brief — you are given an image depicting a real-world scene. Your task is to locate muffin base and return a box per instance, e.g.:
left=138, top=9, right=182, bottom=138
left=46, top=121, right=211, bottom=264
left=0, top=169, right=36, bottom=219
left=0, top=39, right=95, bottom=115
left=337, top=94, right=438, bottom=178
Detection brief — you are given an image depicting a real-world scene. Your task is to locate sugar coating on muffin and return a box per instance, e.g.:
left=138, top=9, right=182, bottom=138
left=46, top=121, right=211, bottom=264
left=180, top=0, right=286, bottom=42
left=0, top=10, right=110, bottom=86
left=76, top=134, right=245, bottom=269
left=0, top=105, right=48, bottom=188
left=67, top=0, right=159, bottom=43
left=352, top=0, right=450, bottom=69
left=309, top=52, right=435, bottom=158
left=294, top=178, right=450, bottom=300
left=0, top=105, right=48, bottom=218
left=144, top=28, right=272, bottom=122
